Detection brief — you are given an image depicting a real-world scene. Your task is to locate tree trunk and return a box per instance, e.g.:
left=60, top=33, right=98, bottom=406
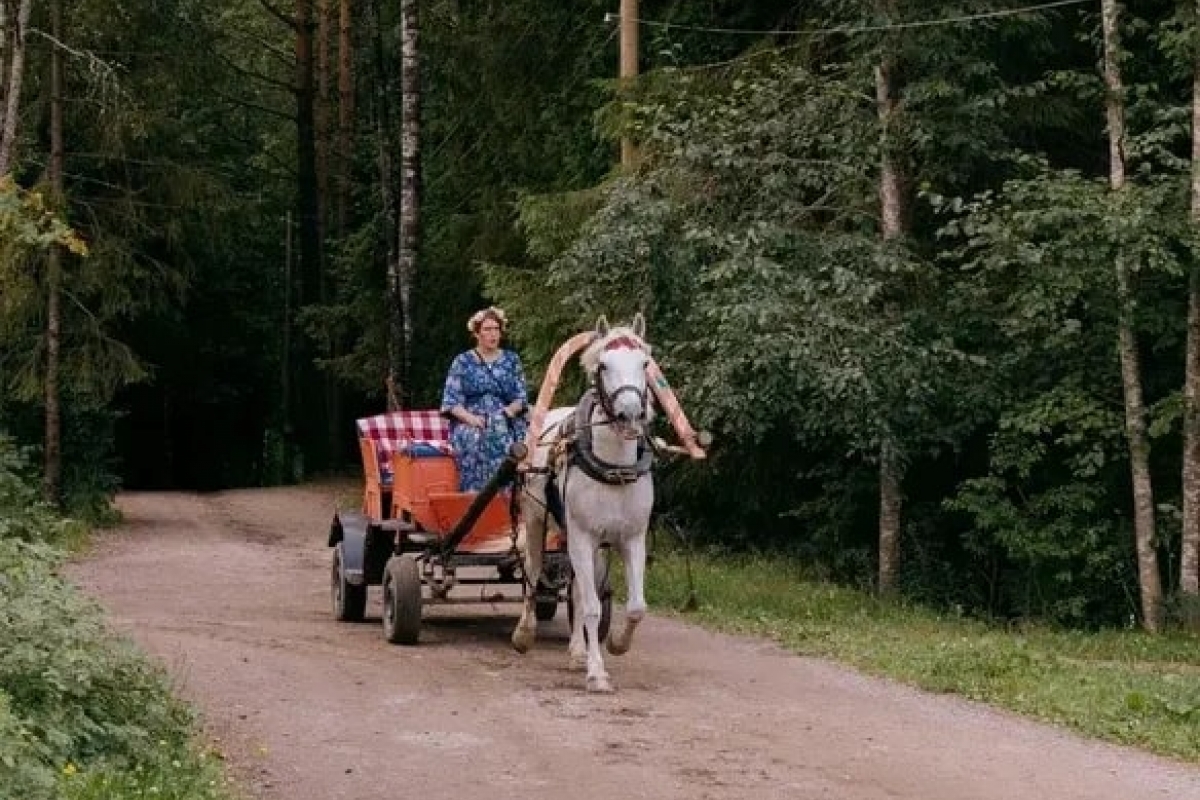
left=336, top=0, right=353, bottom=236
left=282, top=211, right=294, bottom=477
left=316, top=0, right=342, bottom=467
left=42, top=0, right=63, bottom=507
left=0, top=0, right=32, bottom=175
left=1102, top=0, right=1163, bottom=632
left=874, top=16, right=907, bottom=594
left=0, top=2, right=9, bottom=100
left=1180, top=0, right=1200, bottom=610
left=878, top=438, right=902, bottom=593
left=367, top=0, right=400, bottom=410
left=393, top=0, right=420, bottom=409
left=294, top=0, right=324, bottom=465
left=316, top=0, right=331, bottom=241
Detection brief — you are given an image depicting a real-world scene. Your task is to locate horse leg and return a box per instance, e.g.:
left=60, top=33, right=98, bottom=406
left=569, top=534, right=611, bottom=693
left=567, top=571, right=587, bottom=669
left=607, top=535, right=646, bottom=656
left=566, top=543, right=607, bottom=668
left=511, top=503, right=546, bottom=654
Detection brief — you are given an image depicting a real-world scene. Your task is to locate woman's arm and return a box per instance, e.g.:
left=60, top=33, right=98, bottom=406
left=441, top=354, right=485, bottom=427
left=503, top=351, right=529, bottom=418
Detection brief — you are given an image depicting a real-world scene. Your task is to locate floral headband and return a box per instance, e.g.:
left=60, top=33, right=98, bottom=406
left=467, top=306, right=508, bottom=333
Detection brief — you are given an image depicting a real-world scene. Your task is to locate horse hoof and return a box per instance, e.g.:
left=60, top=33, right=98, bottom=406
left=606, top=638, right=630, bottom=656
left=586, top=675, right=614, bottom=693
left=511, top=629, right=534, bottom=654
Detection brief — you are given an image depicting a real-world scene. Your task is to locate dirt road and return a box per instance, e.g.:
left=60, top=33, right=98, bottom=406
left=67, top=484, right=1199, bottom=800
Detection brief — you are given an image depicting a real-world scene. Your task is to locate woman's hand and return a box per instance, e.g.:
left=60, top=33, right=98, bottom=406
left=454, top=408, right=486, bottom=428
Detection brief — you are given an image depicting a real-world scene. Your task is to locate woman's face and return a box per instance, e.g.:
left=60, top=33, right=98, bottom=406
left=475, top=318, right=502, bottom=351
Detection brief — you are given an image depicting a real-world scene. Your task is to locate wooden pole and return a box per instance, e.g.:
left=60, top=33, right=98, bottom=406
left=619, top=0, right=638, bottom=168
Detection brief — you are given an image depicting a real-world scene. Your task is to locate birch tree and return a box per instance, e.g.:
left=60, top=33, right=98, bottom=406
left=0, top=0, right=32, bottom=175
left=875, top=0, right=907, bottom=595
left=1101, top=0, right=1163, bottom=631
left=390, top=0, right=419, bottom=409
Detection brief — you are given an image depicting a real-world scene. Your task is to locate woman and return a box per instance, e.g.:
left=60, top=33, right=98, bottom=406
left=440, top=306, right=529, bottom=491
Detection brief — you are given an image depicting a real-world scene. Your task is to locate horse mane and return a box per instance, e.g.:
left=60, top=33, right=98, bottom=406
left=580, top=324, right=651, bottom=374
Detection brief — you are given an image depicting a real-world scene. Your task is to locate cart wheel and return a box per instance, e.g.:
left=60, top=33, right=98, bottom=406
left=535, top=597, right=558, bottom=622
left=331, top=543, right=366, bottom=622
left=382, top=555, right=422, bottom=645
left=567, top=576, right=612, bottom=644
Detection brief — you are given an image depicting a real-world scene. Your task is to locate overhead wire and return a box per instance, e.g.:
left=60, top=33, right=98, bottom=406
left=607, top=0, right=1092, bottom=38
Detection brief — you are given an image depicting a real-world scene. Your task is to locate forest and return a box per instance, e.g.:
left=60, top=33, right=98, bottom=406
left=1, top=0, right=1199, bottom=631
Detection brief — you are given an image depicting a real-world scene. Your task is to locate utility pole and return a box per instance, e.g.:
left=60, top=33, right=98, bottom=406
left=619, top=0, right=638, bottom=168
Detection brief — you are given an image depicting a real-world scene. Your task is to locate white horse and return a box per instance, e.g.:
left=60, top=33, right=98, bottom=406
left=512, top=314, right=654, bottom=693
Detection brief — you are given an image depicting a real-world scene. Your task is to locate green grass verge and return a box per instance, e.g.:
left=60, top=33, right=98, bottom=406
left=0, top=537, right=242, bottom=800
left=642, top=547, right=1200, bottom=763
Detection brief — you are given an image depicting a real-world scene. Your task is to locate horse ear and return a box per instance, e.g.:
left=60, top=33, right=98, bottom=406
left=631, top=312, right=646, bottom=339
left=595, top=315, right=610, bottom=337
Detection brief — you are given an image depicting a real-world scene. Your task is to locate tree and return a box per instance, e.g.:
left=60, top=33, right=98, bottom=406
left=1182, top=0, right=1200, bottom=610
left=390, top=0, right=419, bottom=410
left=336, top=0, right=353, bottom=236
left=1101, top=0, right=1162, bottom=631
left=42, top=0, right=63, bottom=505
left=874, top=0, right=907, bottom=595
left=0, top=0, right=32, bottom=175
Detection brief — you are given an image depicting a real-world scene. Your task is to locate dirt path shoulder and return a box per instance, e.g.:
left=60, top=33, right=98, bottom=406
left=66, top=484, right=1200, bottom=800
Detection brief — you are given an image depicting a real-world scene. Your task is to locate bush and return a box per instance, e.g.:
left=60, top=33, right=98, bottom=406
left=0, top=432, right=235, bottom=800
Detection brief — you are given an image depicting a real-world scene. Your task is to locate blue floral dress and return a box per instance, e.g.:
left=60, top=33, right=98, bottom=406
left=440, top=349, right=530, bottom=491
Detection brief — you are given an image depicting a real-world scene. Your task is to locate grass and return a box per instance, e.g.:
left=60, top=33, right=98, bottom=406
left=639, top=546, right=1200, bottom=764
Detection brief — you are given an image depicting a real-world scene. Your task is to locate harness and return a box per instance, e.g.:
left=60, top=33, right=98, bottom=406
left=563, top=389, right=653, bottom=485
left=534, top=388, right=653, bottom=536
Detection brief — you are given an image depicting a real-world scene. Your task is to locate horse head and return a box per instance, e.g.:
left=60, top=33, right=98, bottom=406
left=581, top=313, right=653, bottom=440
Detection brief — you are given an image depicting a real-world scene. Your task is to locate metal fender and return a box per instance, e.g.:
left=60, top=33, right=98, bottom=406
left=329, top=511, right=370, bottom=579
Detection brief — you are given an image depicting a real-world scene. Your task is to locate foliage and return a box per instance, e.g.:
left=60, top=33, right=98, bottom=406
left=489, top=53, right=977, bottom=555
left=0, top=178, right=87, bottom=259
left=2, top=0, right=1199, bottom=631
left=935, top=165, right=1190, bottom=622
left=0, top=437, right=234, bottom=800
left=0, top=434, right=81, bottom=546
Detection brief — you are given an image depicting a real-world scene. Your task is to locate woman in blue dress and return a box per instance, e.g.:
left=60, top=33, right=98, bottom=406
left=440, top=306, right=530, bottom=491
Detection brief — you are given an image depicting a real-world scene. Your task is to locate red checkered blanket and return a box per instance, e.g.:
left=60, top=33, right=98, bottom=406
left=356, top=410, right=453, bottom=483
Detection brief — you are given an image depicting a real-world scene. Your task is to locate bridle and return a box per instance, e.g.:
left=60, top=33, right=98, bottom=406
left=592, top=336, right=650, bottom=436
